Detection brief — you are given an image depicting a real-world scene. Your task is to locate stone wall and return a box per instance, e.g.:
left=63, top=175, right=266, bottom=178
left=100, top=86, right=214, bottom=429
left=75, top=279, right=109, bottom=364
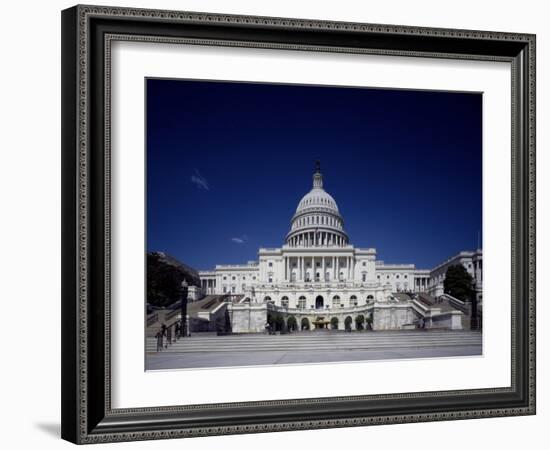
left=429, top=311, right=464, bottom=330
left=372, top=304, right=415, bottom=330
left=228, top=302, right=268, bottom=333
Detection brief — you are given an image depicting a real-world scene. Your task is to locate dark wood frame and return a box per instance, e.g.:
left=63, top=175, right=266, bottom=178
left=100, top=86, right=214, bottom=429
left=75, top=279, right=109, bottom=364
left=61, top=4, right=536, bottom=444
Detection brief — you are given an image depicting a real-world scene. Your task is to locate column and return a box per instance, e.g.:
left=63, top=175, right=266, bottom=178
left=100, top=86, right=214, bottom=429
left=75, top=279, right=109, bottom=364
left=322, top=256, right=325, bottom=282
left=286, top=257, right=289, bottom=281
left=336, top=257, right=340, bottom=281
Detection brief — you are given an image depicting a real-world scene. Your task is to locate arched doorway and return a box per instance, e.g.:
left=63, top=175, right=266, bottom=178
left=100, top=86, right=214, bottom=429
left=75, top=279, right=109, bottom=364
left=315, top=295, right=324, bottom=309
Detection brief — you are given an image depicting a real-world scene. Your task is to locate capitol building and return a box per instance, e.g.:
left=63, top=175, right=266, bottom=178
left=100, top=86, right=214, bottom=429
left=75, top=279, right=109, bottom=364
left=198, top=163, right=482, bottom=332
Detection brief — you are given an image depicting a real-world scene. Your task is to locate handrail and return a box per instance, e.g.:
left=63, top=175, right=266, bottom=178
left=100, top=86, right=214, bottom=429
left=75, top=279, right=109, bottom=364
left=146, top=312, right=158, bottom=327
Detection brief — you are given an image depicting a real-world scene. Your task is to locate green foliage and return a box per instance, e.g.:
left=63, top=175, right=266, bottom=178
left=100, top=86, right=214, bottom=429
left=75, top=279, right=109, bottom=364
left=365, top=313, right=373, bottom=330
left=287, top=316, right=297, bottom=331
left=444, top=264, right=474, bottom=302
left=355, top=314, right=365, bottom=330
left=146, top=253, right=185, bottom=307
left=344, top=316, right=353, bottom=331
left=275, top=315, right=285, bottom=331
left=330, top=317, right=339, bottom=330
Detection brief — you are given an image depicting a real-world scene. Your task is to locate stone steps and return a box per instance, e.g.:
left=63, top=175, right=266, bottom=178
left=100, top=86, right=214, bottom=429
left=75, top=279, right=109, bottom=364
left=147, top=331, right=481, bottom=353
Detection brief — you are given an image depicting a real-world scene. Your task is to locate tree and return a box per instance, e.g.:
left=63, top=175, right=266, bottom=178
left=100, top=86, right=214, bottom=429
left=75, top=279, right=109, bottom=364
left=275, top=315, right=285, bottom=332
left=147, top=253, right=185, bottom=307
left=366, top=313, right=374, bottom=330
left=444, top=264, right=474, bottom=301
left=287, top=316, right=297, bottom=331
left=344, top=316, right=353, bottom=331
left=330, top=317, right=339, bottom=330
left=355, top=314, right=365, bottom=331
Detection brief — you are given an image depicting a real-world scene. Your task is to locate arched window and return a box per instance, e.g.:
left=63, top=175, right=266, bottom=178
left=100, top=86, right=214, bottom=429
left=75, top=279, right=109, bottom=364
left=350, top=295, right=358, bottom=306
left=298, top=296, right=307, bottom=309
left=264, top=296, right=272, bottom=303
left=332, top=295, right=341, bottom=308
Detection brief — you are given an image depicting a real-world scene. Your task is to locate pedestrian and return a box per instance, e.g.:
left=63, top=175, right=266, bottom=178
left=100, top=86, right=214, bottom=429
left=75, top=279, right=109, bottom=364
left=155, top=331, right=162, bottom=352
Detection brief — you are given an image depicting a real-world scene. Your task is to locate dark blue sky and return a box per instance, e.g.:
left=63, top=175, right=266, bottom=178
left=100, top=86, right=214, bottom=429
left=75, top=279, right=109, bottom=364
left=147, top=78, right=482, bottom=271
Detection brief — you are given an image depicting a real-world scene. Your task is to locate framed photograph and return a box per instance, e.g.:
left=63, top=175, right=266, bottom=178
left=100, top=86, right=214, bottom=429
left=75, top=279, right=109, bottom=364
left=61, top=4, right=536, bottom=444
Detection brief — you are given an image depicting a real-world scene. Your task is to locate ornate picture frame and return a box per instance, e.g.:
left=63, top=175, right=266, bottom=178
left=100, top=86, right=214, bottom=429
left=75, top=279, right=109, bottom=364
left=61, top=4, right=536, bottom=444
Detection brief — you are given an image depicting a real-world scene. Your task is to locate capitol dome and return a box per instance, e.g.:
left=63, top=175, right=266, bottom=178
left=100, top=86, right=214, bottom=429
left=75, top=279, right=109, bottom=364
left=296, top=187, right=339, bottom=215
left=286, top=162, right=350, bottom=248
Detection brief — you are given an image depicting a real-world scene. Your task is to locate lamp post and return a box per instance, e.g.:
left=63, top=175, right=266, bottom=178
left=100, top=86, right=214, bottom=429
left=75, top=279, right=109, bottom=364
left=180, top=279, right=189, bottom=338
left=470, top=279, right=478, bottom=330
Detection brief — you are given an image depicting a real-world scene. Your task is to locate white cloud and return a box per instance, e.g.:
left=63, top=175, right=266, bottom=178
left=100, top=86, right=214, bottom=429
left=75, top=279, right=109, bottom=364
left=231, top=235, right=248, bottom=244
left=190, top=169, right=209, bottom=190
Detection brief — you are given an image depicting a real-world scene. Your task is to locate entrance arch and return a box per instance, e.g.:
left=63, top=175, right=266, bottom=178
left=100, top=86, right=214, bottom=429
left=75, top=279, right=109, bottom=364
left=315, top=295, right=324, bottom=309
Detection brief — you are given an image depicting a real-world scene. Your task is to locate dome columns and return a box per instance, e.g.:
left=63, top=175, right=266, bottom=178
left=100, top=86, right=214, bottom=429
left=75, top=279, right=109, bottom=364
left=286, top=229, right=349, bottom=248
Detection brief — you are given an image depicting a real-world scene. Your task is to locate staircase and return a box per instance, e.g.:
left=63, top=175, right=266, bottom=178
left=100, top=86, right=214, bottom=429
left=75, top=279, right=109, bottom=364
left=146, top=330, right=482, bottom=353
